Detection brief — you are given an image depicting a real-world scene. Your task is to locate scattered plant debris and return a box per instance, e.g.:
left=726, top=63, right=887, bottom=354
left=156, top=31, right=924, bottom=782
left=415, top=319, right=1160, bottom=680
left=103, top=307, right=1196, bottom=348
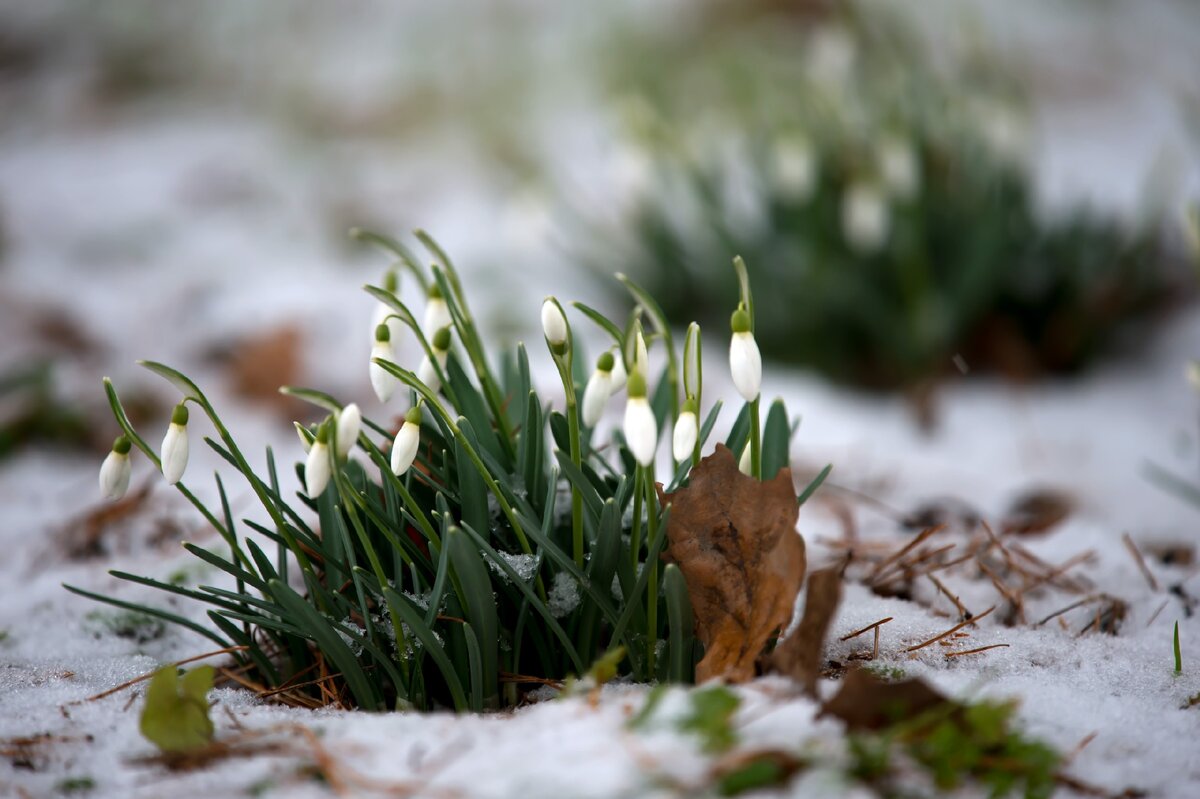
left=1001, top=488, right=1074, bottom=536
left=767, top=567, right=842, bottom=693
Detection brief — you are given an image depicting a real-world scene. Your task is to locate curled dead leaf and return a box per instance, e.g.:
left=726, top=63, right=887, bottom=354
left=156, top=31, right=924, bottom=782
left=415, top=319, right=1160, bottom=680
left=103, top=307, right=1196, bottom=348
left=767, top=567, right=842, bottom=695
left=663, top=444, right=806, bottom=683
left=821, top=668, right=952, bottom=732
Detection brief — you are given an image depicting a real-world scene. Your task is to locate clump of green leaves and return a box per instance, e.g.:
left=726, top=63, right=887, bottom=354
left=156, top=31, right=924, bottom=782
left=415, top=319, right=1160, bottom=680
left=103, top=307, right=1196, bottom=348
left=629, top=683, right=743, bottom=753
left=68, top=231, right=826, bottom=713
left=582, top=7, right=1186, bottom=389
left=139, top=665, right=215, bottom=753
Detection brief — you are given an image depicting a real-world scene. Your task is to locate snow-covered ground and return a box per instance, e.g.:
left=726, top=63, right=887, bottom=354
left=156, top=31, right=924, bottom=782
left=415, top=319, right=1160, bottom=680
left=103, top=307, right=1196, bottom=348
left=2, top=2, right=1199, bottom=797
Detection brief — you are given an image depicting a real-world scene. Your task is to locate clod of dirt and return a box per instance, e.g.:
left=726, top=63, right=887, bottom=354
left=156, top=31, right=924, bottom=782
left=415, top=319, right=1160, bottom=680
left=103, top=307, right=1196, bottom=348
left=663, top=444, right=806, bottom=683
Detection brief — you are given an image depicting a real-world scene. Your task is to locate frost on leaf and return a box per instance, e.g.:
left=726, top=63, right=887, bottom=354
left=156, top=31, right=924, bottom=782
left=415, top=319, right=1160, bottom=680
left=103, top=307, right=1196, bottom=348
left=662, top=444, right=806, bottom=683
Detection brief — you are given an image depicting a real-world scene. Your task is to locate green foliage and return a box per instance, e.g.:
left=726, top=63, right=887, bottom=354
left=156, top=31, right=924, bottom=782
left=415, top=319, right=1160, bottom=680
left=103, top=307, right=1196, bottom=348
left=850, top=699, right=1060, bottom=799
left=1175, top=620, right=1183, bottom=674
left=583, top=9, right=1184, bottom=389
left=679, top=685, right=742, bottom=753
left=69, top=232, right=827, bottom=712
left=139, top=665, right=215, bottom=753
left=54, top=776, right=97, bottom=794
left=85, top=609, right=166, bottom=644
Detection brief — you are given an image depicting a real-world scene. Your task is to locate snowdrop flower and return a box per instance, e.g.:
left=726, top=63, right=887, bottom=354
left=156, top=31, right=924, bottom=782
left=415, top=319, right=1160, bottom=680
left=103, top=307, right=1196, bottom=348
left=729, top=307, right=762, bottom=402
left=541, top=298, right=569, bottom=353
left=305, top=422, right=333, bottom=498
left=609, top=348, right=628, bottom=392
left=771, top=135, right=817, bottom=201
left=159, top=403, right=190, bottom=485
left=390, top=406, right=422, bottom=476
left=683, top=322, right=702, bottom=400
left=582, top=351, right=616, bottom=427
left=370, top=324, right=399, bottom=403
left=372, top=269, right=403, bottom=344
left=417, top=326, right=452, bottom=394
left=99, top=435, right=133, bottom=501
left=807, top=25, right=855, bottom=87
left=841, top=183, right=889, bottom=254
left=672, top=398, right=698, bottom=462
left=624, top=370, right=658, bottom=467
left=739, top=443, right=753, bottom=476
left=335, top=403, right=361, bottom=460
left=423, top=283, right=452, bottom=337
left=294, top=422, right=313, bottom=453
left=1187, top=360, right=1200, bottom=392
left=877, top=135, right=918, bottom=200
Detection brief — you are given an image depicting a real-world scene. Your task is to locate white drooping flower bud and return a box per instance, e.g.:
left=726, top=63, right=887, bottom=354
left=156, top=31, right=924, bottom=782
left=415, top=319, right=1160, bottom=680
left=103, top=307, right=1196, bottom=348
left=771, top=135, right=817, bottom=201
left=609, top=347, right=628, bottom=392
left=423, top=283, right=452, bottom=338
left=159, top=403, right=190, bottom=485
left=729, top=307, right=762, bottom=402
left=582, top=351, right=616, bottom=427
left=390, top=406, right=423, bottom=476
left=634, top=331, right=649, bottom=374
left=100, top=435, right=133, bottom=501
left=335, top=403, right=361, bottom=460
left=305, top=421, right=333, bottom=498
left=672, top=400, right=699, bottom=462
left=623, top=369, right=657, bottom=467
left=370, top=324, right=399, bottom=403
left=417, top=326, right=452, bottom=394
left=739, top=443, right=753, bottom=476
left=841, top=183, right=889, bottom=254
left=877, top=135, right=918, bottom=200
left=372, top=269, right=404, bottom=344
left=541, top=298, right=569, bottom=350
left=294, top=422, right=313, bottom=453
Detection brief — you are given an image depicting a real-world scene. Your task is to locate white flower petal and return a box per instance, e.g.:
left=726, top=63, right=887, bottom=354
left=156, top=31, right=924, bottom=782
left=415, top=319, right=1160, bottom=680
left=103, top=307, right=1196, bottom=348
left=335, top=403, right=361, bottom=460
left=423, top=298, right=452, bottom=337
left=739, top=444, right=753, bottom=476
left=672, top=411, right=698, bottom=462
left=417, top=355, right=441, bottom=394
left=730, top=331, right=762, bottom=402
left=99, top=451, right=131, bottom=501
left=581, top=370, right=614, bottom=427
left=160, top=422, right=189, bottom=485
left=623, top=397, right=658, bottom=467
left=305, top=441, right=332, bottom=498
left=541, top=299, right=568, bottom=345
left=609, top=351, right=627, bottom=392
left=370, top=342, right=398, bottom=403
left=842, top=184, right=889, bottom=254
left=390, top=422, right=421, bottom=476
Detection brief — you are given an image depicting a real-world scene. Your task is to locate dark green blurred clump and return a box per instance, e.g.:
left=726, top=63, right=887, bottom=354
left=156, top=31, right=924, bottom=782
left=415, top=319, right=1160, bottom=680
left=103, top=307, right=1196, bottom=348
left=585, top=5, right=1187, bottom=389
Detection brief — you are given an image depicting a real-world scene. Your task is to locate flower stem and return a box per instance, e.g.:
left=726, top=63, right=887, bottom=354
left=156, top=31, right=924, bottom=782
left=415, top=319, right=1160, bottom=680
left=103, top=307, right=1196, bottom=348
left=749, top=396, right=762, bottom=480
left=566, top=393, right=584, bottom=568
left=643, top=469, right=659, bottom=679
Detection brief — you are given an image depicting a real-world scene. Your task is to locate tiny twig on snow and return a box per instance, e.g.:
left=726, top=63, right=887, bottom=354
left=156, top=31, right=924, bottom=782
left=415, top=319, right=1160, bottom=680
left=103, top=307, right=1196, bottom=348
left=906, top=606, right=995, bottom=653
left=1122, top=532, right=1160, bottom=592
left=944, top=643, right=1009, bottom=658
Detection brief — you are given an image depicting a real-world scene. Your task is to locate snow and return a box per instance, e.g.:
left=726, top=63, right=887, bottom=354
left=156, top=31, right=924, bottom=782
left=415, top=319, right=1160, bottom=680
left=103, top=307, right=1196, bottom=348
left=2, top=1, right=1200, bottom=797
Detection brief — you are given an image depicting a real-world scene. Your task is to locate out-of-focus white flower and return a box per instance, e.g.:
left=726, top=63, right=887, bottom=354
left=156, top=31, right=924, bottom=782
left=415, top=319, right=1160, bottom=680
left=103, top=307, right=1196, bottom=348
left=609, top=348, right=628, bottom=392
left=582, top=351, right=616, bottom=427
left=335, top=403, right=361, bottom=460
left=100, top=435, right=133, bottom=501
left=623, top=370, right=658, bottom=467
left=771, top=136, right=817, bottom=201
left=159, top=403, right=190, bottom=485
left=390, top=406, right=422, bottom=476
left=842, top=183, right=889, bottom=254
left=972, top=99, right=1026, bottom=166
left=423, top=283, right=452, bottom=338
left=877, top=135, right=918, bottom=200
left=370, top=324, right=399, bottom=403
left=1186, top=360, right=1200, bottom=392
left=808, top=25, right=856, bottom=87
left=417, top=326, right=452, bottom=394
left=305, top=423, right=333, bottom=499
left=672, top=400, right=698, bottom=462
left=541, top=298, right=569, bottom=350
left=739, top=443, right=753, bottom=476
left=729, top=308, right=762, bottom=402
left=634, top=330, right=649, bottom=374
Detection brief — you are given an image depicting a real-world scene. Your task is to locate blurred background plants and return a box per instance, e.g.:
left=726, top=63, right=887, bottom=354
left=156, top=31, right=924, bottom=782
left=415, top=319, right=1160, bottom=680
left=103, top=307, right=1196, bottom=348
left=578, top=3, right=1192, bottom=390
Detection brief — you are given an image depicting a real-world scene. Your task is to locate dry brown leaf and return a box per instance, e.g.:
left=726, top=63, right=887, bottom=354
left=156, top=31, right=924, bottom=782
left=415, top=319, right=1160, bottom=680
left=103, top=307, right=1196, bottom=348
left=662, top=444, right=806, bottom=683
left=1001, top=488, right=1073, bottom=536
left=821, top=668, right=952, bottom=732
left=211, top=325, right=307, bottom=419
left=767, top=567, right=842, bottom=695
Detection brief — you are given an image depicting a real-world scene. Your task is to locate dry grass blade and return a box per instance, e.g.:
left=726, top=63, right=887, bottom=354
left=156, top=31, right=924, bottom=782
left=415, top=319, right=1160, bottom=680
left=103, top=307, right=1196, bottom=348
left=1146, top=599, right=1170, bottom=628
left=1036, top=596, right=1102, bottom=627
left=927, top=573, right=970, bottom=618
left=868, top=525, right=943, bottom=583
left=840, top=617, right=893, bottom=642
left=944, top=644, right=1010, bottom=658
left=1122, top=533, right=1160, bottom=592
left=905, top=606, right=995, bottom=653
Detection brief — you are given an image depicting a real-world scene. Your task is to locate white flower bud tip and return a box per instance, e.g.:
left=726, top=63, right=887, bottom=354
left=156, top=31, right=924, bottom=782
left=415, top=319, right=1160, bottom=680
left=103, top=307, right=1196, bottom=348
left=878, top=135, right=918, bottom=199
left=390, top=406, right=423, bottom=476
left=609, top=348, right=628, bottom=392
left=842, top=183, right=889, bottom=254
left=100, top=436, right=133, bottom=501
left=582, top=351, right=616, bottom=427
left=683, top=322, right=702, bottom=400
left=305, top=424, right=333, bottom=499
left=335, top=403, right=361, bottom=460
left=624, top=395, right=658, bottom=467
left=159, top=403, right=190, bottom=485
left=370, top=336, right=398, bottom=403
left=541, top=298, right=568, bottom=347
left=729, top=309, right=762, bottom=402
left=424, top=285, right=452, bottom=337
left=1187, top=360, right=1200, bottom=392
left=672, top=406, right=698, bottom=462
left=739, top=443, right=753, bottom=476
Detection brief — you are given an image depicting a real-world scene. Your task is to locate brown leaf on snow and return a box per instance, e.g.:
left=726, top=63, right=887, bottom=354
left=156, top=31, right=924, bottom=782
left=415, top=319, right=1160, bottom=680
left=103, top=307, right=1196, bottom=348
left=1000, top=488, right=1073, bottom=536
left=821, top=668, right=953, bottom=732
left=662, top=444, right=806, bottom=683
left=207, top=325, right=308, bottom=420
left=767, top=567, right=842, bottom=695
